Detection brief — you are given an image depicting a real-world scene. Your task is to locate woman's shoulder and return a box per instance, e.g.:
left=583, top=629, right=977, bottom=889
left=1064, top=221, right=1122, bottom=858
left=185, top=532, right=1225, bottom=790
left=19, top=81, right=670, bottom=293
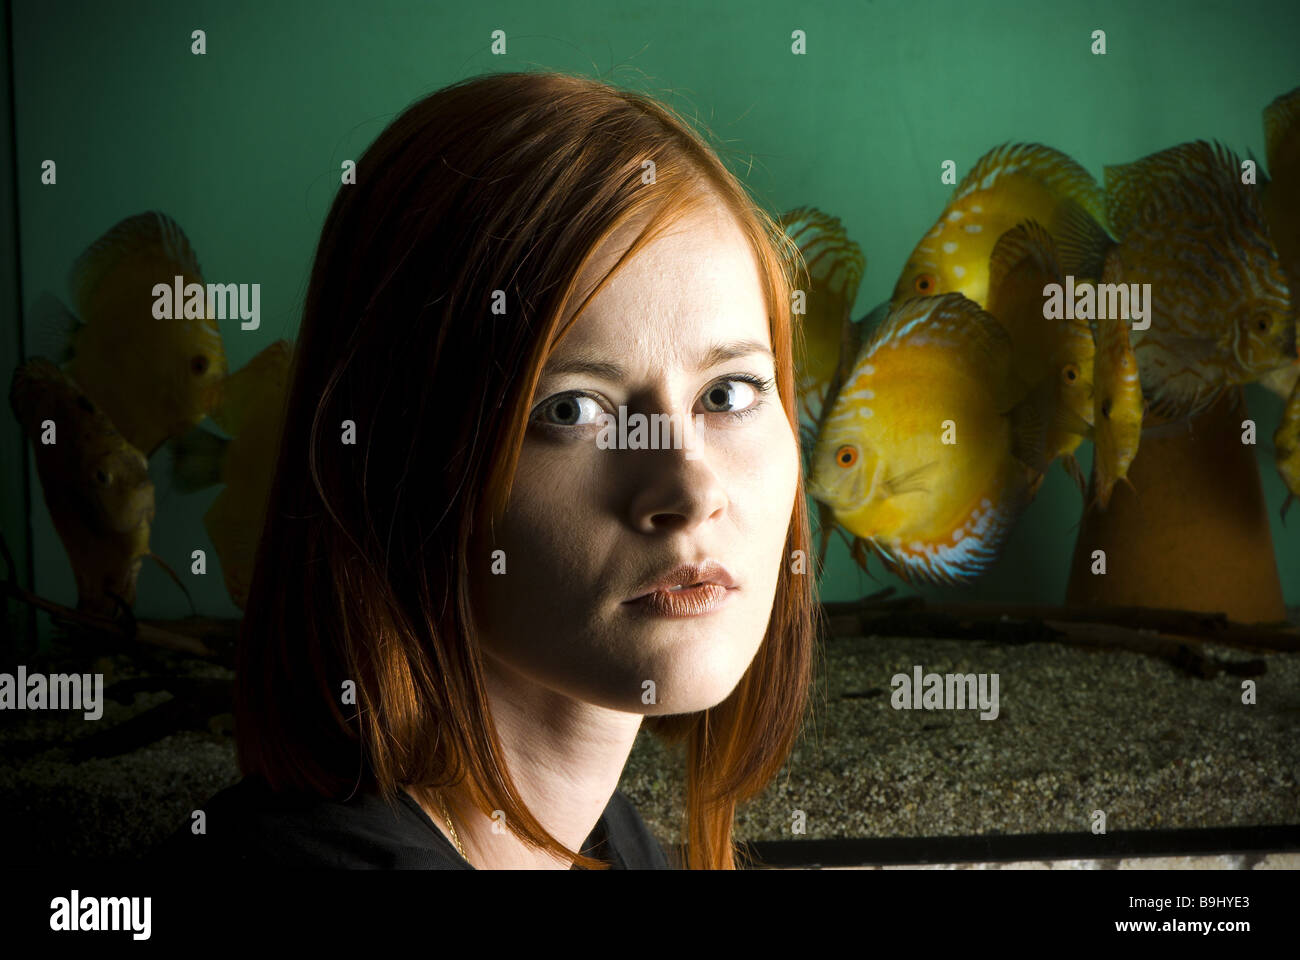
left=146, top=774, right=468, bottom=869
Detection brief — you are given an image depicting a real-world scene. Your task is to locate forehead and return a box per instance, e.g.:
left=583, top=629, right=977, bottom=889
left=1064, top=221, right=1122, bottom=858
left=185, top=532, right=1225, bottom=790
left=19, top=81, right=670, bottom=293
left=553, top=203, right=771, bottom=364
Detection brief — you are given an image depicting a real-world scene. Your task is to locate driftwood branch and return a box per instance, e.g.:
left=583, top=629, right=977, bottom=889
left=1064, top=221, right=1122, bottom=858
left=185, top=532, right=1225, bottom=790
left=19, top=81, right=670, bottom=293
left=820, top=590, right=1294, bottom=678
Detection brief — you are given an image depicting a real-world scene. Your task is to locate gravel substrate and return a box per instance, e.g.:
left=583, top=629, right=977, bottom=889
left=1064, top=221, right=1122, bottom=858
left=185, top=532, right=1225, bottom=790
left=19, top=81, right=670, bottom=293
left=2, top=631, right=1297, bottom=863
left=620, top=634, right=1300, bottom=849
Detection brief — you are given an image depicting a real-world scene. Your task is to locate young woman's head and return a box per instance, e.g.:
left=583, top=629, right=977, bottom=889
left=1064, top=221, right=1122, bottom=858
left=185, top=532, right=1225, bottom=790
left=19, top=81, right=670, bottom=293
left=235, top=70, right=818, bottom=870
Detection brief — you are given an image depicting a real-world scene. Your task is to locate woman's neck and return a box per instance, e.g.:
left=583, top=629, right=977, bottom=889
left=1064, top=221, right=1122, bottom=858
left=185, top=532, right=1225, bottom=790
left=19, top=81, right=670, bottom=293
left=418, top=652, right=645, bottom=869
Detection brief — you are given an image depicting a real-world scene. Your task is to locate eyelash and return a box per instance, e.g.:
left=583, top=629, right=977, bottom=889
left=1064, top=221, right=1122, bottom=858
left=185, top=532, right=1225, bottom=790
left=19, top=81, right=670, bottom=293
left=530, top=373, right=776, bottom=433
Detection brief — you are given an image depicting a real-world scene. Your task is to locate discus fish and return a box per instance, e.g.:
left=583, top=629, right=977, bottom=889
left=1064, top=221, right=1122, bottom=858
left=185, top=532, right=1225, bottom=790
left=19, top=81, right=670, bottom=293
left=1277, top=373, right=1300, bottom=523
left=984, top=220, right=1096, bottom=495
left=1104, top=141, right=1295, bottom=420
left=892, top=142, right=1112, bottom=310
left=168, top=340, right=293, bottom=608
left=8, top=357, right=155, bottom=616
left=806, top=293, right=1051, bottom=585
left=1089, top=250, right=1146, bottom=510
left=44, top=212, right=227, bottom=458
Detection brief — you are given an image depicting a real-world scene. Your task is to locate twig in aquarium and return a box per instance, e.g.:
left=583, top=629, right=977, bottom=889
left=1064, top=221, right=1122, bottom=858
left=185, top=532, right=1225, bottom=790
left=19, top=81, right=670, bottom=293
left=821, top=596, right=1300, bottom=652
left=0, top=575, right=218, bottom=658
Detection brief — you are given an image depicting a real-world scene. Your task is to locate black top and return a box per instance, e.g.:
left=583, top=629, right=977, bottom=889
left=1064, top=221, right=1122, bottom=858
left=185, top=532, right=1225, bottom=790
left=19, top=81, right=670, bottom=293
left=148, top=774, right=673, bottom=869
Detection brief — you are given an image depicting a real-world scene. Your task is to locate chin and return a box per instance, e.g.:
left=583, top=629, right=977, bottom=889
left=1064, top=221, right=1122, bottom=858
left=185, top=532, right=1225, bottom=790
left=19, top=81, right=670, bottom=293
left=626, top=634, right=761, bottom=716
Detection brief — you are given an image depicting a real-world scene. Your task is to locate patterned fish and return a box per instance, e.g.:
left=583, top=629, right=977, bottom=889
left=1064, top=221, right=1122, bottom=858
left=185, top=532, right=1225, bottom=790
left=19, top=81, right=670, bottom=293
left=1276, top=373, right=1300, bottom=523
left=41, top=212, right=228, bottom=458
left=168, top=340, right=293, bottom=608
left=780, top=207, right=866, bottom=426
left=1104, top=141, right=1295, bottom=420
left=806, top=293, right=1051, bottom=585
left=891, top=142, right=1113, bottom=310
left=1088, top=249, right=1146, bottom=510
left=9, top=357, right=155, bottom=616
left=984, top=220, right=1096, bottom=496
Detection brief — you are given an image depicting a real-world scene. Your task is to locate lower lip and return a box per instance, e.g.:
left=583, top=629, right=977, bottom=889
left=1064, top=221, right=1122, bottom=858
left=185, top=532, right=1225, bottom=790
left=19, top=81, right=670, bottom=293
left=624, top=584, right=736, bottom=618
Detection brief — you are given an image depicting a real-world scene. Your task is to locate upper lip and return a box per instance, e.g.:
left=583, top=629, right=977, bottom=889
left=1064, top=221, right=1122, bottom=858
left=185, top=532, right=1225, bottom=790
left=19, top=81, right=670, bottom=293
left=625, top=560, right=738, bottom=601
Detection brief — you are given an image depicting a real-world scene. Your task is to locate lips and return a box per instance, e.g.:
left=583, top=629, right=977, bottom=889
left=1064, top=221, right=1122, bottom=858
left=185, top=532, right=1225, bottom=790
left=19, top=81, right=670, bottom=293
left=625, top=560, right=738, bottom=602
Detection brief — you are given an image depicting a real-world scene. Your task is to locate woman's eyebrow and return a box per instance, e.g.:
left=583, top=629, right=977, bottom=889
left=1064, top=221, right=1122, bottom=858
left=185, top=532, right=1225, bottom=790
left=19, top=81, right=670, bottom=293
left=542, top=338, right=775, bottom=381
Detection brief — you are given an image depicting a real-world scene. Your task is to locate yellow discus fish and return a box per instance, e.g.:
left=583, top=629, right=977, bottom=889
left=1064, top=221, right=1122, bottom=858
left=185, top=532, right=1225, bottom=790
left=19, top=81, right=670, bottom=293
left=1276, top=373, right=1300, bottom=523
left=1089, top=250, right=1146, bottom=510
left=892, top=142, right=1113, bottom=310
left=984, top=220, right=1097, bottom=496
left=8, top=358, right=155, bottom=616
left=807, top=293, right=1051, bottom=585
left=779, top=207, right=866, bottom=426
left=169, top=340, right=293, bottom=608
left=50, top=212, right=228, bottom=458
left=1105, top=141, right=1295, bottom=420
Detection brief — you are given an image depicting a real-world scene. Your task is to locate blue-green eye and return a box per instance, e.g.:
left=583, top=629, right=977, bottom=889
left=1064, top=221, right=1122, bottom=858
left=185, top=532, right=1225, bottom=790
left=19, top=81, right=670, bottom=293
left=699, top=374, right=775, bottom=421
left=535, top=393, right=604, bottom=426
left=700, top=379, right=756, bottom=413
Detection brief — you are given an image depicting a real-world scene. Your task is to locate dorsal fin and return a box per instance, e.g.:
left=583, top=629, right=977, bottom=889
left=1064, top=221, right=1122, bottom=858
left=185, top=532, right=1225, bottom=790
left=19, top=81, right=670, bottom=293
left=954, top=142, right=1108, bottom=227
left=69, top=211, right=203, bottom=320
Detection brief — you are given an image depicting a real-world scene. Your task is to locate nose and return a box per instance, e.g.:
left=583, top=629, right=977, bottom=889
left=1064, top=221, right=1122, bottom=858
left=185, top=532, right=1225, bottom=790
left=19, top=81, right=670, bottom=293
left=625, top=447, right=729, bottom=534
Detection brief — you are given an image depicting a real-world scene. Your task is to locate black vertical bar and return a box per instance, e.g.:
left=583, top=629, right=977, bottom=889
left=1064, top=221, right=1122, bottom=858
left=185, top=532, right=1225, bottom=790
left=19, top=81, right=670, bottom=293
left=1, top=0, right=36, bottom=659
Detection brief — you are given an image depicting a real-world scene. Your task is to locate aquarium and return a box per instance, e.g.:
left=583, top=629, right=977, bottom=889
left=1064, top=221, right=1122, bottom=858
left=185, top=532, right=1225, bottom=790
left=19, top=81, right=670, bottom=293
left=1, top=0, right=1297, bottom=913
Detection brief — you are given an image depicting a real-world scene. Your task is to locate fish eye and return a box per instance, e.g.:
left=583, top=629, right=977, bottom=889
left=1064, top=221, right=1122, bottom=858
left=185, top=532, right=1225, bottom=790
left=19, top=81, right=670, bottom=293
left=835, top=445, right=858, bottom=467
left=191, top=354, right=210, bottom=375
left=1101, top=399, right=1112, bottom=419
left=1063, top=363, right=1079, bottom=383
left=94, top=468, right=110, bottom=485
left=913, top=273, right=937, bottom=295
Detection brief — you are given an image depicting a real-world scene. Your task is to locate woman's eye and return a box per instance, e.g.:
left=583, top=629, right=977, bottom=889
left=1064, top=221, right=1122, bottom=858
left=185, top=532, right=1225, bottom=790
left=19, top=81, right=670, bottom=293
left=535, top=393, right=604, bottom=427
left=699, top=378, right=758, bottom=414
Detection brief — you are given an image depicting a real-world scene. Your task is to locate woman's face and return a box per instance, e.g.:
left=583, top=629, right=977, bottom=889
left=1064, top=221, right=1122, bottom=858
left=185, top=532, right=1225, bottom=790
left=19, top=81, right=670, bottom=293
left=472, top=200, right=799, bottom=715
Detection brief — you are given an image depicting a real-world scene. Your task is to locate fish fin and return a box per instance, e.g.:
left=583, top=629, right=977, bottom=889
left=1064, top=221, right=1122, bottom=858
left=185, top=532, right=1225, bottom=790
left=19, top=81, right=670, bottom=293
left=210, top=339, right=293, bottom=435
left=69, top=211, right=203, bottom=320
left=1052, top=199, right=1115, bottom=282
left=986, top=219, right=1062, bottom=317
left=882, top=461, right=937, bottom=497
left=1063, top=453, right=1087, bottom=497
left=1007, top=380, right=1053, bottom=476
left=167, top=424, right=229, bottom=493
left=954, top=142, right=1108, bottom=227
left=1105, top=140, right=1249, bottom=239
left=1264, top=86, right=1300, bottom=176
left=29, top=291, right=82, bottom=364
left=1052, top=397, right=1095, bottom=440
left=780, top=207, right=866, bottom=408
left=147, top=552, right=198, bottom=618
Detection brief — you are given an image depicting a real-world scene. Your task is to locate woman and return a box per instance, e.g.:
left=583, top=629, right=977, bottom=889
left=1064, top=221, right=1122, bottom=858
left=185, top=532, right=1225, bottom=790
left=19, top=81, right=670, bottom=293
left=153, top=70, right=818, bottom=870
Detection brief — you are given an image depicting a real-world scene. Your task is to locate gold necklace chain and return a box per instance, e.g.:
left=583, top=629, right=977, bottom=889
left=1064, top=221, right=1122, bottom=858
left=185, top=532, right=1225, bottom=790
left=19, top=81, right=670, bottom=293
left=436, top=790, right=468, bottom=863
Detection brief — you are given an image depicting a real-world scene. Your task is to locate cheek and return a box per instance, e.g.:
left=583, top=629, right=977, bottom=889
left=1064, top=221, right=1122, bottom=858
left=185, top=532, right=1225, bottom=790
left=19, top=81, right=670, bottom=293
left=734, top=412, right=799, bottom=532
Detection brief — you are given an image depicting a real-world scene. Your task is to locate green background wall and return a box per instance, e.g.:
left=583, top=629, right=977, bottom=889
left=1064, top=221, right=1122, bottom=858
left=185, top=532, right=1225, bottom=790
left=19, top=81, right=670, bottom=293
left=7, top=0, right=1299, bottom=637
